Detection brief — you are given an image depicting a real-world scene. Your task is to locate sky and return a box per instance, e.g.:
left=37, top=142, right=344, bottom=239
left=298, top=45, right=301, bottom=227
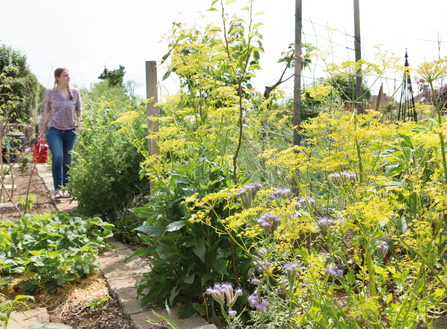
left=1, top=0, right=446, bottom=99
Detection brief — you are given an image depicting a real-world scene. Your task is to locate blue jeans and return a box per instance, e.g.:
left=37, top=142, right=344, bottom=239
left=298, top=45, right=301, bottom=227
left=46, top=127, right=77, bottom=191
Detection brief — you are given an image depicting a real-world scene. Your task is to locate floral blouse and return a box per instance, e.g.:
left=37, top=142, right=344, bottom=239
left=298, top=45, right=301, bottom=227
left=44, top=88, right=81, bottom=130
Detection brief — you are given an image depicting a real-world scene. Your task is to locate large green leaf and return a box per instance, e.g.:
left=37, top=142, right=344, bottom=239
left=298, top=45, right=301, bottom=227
left=135, top=224, right=164, bottom=237
left=166, top=220, right=187, bottom=232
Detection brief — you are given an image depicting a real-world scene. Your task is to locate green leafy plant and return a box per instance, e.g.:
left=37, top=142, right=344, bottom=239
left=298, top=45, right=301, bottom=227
left=32, top=322, right=73, bottom=329
left=87, top=296, right=110, bottom=312
left=0, top=295, right=33, bottom=329
left=0, top=212, right=113, bottom=294
left=17, top=194, right=36, bottom=212
left=68, top=93, right=150, bottom=222
left=129, top=147, right=251, bottom=321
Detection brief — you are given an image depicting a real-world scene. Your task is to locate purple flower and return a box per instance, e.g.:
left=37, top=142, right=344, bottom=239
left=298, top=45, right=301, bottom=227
left=237, top=182, right=261, bottom=209
left=376, top=241, right=389, bottom=258
left=206, top=282, right=242, bottom=307
left=149, top=321, right=168, bottom=329
left=256, top=259, right=271, bottom=272
left=273, top=188, right=291, bottom=199
left=295, top=197, right=315, bottom=210
left=257, top=213, right=281, bottom=235
left=227, top=308, right=236, bottom=319
left=256, top=300, right=270, bottom=312
left=283, top=262, right=299, bottom=285
left=248, top=292, right=260, bottom=308
left=249, top=277, right=261, bottom=285
left=316, top=217, right=333, bottom=235
left=248, top=268, right=255, bottom=277
left=331, top=171, right=356, bottom=184
left=325, top=265, right=344, bottom=278
left=283, top=262, right=299, bottom=274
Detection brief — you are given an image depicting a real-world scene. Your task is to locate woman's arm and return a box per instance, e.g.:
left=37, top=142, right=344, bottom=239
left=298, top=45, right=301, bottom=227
left=39, top=111, right=50, bottom=138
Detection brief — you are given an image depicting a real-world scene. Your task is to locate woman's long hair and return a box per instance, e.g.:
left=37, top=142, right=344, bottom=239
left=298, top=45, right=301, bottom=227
left=54, top=68, right=73, bottom=100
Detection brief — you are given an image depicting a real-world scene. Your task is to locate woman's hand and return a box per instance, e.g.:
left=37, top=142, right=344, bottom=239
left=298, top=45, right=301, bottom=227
left=76, top=123, right=83, bottom=132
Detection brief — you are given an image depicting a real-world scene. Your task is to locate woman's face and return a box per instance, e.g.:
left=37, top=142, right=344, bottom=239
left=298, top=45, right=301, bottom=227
left=57, top=70, right=70, bottom=85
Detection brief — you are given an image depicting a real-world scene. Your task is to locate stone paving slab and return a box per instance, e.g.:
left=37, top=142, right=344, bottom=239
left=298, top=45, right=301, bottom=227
left=35, top=164, right=217, bottom=329
left=131, top=306, right=213, bottom=329
left=6, top=308, right=49, bottom=329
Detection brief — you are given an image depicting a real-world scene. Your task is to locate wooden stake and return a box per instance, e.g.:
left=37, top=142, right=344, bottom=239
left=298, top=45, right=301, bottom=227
left=145, top=61, right=159, bottom=193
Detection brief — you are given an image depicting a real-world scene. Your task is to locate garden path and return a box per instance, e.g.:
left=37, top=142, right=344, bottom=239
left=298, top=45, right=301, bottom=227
left=32, top=164, right=216, bottom=329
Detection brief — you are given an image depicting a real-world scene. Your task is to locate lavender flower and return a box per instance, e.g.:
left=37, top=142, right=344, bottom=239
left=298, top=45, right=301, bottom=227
left=248, top=268, right=255, bottom=277
left=273, top=188, right=291, bottom=199
left=149, top=321, right=168, bottom=329
left=256, top=259, right=271, bottom=272
left=248, top=292, right=260, bottom=308
left=206, top=282, right=242, bottom=308
left=256, top=300, right=270, bottom=312
left=227, top=308, right=236, bottom=319
left=325, top=265, right=344, bottom=278
left=249, top=277, right=261, bottom=285
left=376, top=241, right=389, bottom=258
left=316, top=217, right=333, bottom=235
left=330, top=171, right=356, bottom=184
left=295, top=196, right=315, bottom=210
left=257, top=213, right=282, bottom=234
left=283, top=262, right=299, bottom=285
left=236, top=182, right=261, bottom=209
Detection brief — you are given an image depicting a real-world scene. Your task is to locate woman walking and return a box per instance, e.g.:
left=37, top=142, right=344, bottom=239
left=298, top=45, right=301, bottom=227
left=40, top=68, right=82, bottom=199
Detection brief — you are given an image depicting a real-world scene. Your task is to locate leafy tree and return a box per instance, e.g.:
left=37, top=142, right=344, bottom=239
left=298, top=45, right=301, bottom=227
left=0, top=44, right=42, bottom=123
left=98, top=65, right=125, bottom=87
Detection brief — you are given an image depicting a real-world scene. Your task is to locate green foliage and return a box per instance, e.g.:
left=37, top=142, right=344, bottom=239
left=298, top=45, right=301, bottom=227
left=0, top=213, right=113, bottom=294
left=98, top=65, right=125, bottom=87
left=68, top=86, right=149, bottom=221
left=129, top=147, right=252, bottom=319
left=0, top=44, right=42, bottom=123
left=327, top=73, right=372, bottom=104
left=0, top=294, right=33, bottom=329
left=17, top=194, right=36, bottom=213
left=87, top=296, right=110, bottom=311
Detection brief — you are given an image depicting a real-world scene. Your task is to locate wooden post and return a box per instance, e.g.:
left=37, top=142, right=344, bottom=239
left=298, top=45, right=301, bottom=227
left=145, top=61, right=159, bottom=193
left=354, top=0, right=363, bottom=114
left=293, top=0, right=302, bottom=151
left=292, top=0, right=303, bottom=196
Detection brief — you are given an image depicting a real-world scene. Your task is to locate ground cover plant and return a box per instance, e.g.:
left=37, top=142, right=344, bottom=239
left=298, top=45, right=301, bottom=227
left=0, top=212, right=113, bottom=295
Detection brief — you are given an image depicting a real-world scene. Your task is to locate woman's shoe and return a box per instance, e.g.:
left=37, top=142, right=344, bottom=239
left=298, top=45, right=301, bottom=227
left=55, top=190, right=63, bottom=199
left=62, top=190, right=70, bottom=198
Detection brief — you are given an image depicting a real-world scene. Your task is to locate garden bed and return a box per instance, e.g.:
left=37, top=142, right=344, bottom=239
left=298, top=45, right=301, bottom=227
left=0, top=164, right=134, bottom=329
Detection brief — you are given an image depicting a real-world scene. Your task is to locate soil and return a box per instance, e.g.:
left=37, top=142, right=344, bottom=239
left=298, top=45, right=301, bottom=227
left=0, top=163, right=56, bottom=220
left=0, top=164, right=135, bottom=328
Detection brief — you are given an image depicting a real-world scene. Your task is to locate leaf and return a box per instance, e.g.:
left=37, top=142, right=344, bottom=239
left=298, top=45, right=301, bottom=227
left=192, top=302, right=207, bottom=316
left=135, top=224, right=165, bottom=237
left=225, top=0, right=236, bottom=5
left=229, top=27, right=244, bottom=35
left=397, top=217, right=408, bottom=234
left=211, top=0, right=219, bottom=5
left=248, top=64, right=262, bottom=71
left=179, top=301, right=196, bottom=319
left=207, top=7, right=219, bottom=12
left=183, top=273, right=195, bottom=284
left=212, top=54, right=227, bottom=61
left=201, top=272, right=215, bottom=286
left=241, top=6, right=249, bottom=10
left=254, top=11, right=265, bottom=16
left=193, top=240, right=206, bottom=262
left=253, top=22, right=264, bottom=30
left=209, top=26, right=222, bottom=32
left=166, top=220, right=187, bottom=232
left=386, top=293, right=393, bottom=304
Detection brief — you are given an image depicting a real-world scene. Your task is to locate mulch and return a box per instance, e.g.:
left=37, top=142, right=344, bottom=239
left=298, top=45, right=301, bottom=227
left=0, top=163, right=135, bottom=328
